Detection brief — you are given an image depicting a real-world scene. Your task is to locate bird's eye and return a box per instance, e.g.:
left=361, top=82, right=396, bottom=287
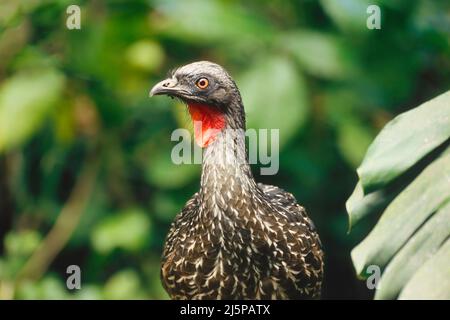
left=196, top=78, right=209, bottom=89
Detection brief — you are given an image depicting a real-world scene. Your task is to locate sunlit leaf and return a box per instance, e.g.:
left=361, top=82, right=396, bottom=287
left=320, top=0, right=377, bottom=34
left=16, top=276, right=68, bottom=300
left=152, top=0, right=274, bottom=44
left=5, top=230, right=42, bottom=257
left=39, top=276, right=69, bottom=300
left=74, top=285, right=103, bottom=300
left=15, top=280, right=41, bottom=300
left=125, top=40, right=165, bottom=72
left=104, top=269, right=145, bottom=300
left=0, top=69, right=65, bottom=152
left=91, top=209, right=151, bottom=254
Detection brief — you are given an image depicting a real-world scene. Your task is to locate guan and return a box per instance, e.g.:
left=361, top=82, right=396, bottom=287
left=150, top=61, right=324, bottom=299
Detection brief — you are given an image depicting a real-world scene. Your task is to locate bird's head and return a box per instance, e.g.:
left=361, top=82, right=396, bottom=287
left=150, top=61, right=245, bottom=148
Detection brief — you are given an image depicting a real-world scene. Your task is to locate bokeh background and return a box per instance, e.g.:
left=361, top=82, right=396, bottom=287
left=0, top=0, right=449, bottom=299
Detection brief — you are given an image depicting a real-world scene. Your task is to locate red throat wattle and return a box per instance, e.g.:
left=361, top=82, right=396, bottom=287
left=188, top=103, right=226, bottom=148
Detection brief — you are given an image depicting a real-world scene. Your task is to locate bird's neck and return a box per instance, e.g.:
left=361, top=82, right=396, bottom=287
left=198, top=111, right=258, bottom=209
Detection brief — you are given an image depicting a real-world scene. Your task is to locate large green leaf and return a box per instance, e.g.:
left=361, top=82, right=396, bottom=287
left=238, top=56, right=308, bottom=147
left=0, top=69, right=65, bottom=152
left=357, top=90, right=450, bottom=192
left=398, top=238, right=450, bottom=300
left=375, top=201, right=450, bottom=299
left=351, top=146, right=450, bottom=275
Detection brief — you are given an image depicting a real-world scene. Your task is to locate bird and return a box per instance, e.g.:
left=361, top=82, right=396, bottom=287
left=150, top=61, right=324, bottom=300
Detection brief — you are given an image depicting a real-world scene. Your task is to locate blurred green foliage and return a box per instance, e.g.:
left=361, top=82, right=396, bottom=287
left=0, top=0, right=449, bottom=299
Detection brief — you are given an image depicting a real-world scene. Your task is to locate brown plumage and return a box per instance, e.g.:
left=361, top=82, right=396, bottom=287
left=150, top=61, right=324, bottom=299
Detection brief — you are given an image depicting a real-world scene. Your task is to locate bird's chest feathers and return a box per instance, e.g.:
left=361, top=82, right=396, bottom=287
left=188, top=103, right=226, bottom=148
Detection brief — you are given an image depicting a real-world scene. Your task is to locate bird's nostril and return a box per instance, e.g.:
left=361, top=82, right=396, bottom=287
left=162, top=79, right=176, bottom=88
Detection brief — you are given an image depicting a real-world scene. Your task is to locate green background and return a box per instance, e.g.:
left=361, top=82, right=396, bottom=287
left=0, top=0, right=449, bottom=299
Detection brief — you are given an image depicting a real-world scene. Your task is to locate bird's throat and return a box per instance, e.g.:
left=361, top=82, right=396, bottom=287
left=188, top=103, right=226, bottom=148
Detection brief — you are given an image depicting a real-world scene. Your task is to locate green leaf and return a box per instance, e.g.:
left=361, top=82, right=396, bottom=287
left=320, top=0, right=377, bottom=34
left=375, top=201, right=450, bottom=299
left=347, top=160, right=429, bottom=230
left=14, top=280, right=41, bottom=300
left=5, top=230, right=42, bottom=257
left=146, top=145, right=200, bottom=189
left=399, top=238, right=450, bottom=300
left=39, top=276, right=69, bottom=300
left=351, top=147, right=450, bottom=275
left=125, top=40, right=165, bottom=72
left=346, top=181, right=387, bottom=230
left=16, top=276, right=69, bottom=300
left=0, top=69, right=65, bottom=152
left=238, top=56, right=309, bottom=147
left=91, top=209, right=151, bottom=254
left=282, top=30, right=358, bottom=79
left=104, top=269, right=145, bottom=300
left=357, top=90, right=450, bottom=192
left=74, top=285, right=104, bottom=300
left=153, top=0, right=274, bottom=44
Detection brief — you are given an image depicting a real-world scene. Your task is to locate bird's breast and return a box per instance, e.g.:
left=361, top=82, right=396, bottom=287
left=161, top=203, right=323, bottom=299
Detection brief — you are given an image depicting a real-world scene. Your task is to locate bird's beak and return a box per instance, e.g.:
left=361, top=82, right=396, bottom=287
left=149, top=78, right=179, bottom=97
